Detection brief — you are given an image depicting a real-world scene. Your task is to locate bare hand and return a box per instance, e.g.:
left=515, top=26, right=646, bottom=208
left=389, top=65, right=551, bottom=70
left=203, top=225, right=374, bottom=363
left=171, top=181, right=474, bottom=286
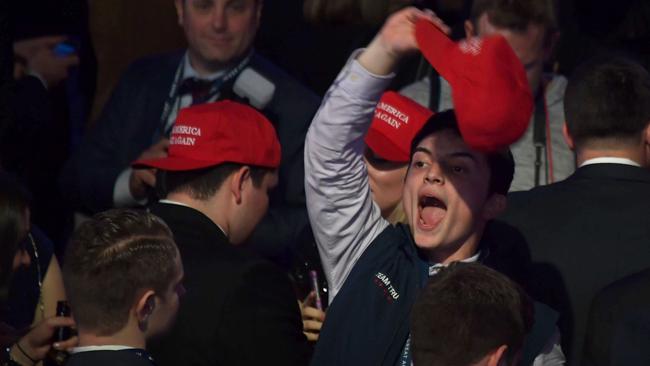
left=14, top=35, right=80, bottom=87
left=130, top=138, right=169, bottom=200
left=299, top=291, right=326, bottom=342
left=14, top=36, right=66, bottom=59
left=12, top=316, right=78, bottom=364
left=359, top=7, right=450, bottom=75
left=29, top=49, right=79, bottom=87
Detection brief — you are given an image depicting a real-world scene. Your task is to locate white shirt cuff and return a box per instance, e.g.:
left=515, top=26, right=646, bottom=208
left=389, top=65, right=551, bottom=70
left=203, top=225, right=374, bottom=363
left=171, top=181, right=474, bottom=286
left=113, top=168, right=147, bottom=207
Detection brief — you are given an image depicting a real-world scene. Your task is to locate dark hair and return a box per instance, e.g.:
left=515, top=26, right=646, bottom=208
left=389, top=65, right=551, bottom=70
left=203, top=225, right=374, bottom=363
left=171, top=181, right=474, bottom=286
left=410, top=262, right=533, bottom=366
left=0, top=173, right=30, bottom=309
left=565, top=57, right=650, bottom=148
left=63, top=209, right=178, bottom=335
left=158, top=163, right=274, bottom=200
left=409, top=110, right=515, bottom=196
left=470, top=0, right=558, bottom=33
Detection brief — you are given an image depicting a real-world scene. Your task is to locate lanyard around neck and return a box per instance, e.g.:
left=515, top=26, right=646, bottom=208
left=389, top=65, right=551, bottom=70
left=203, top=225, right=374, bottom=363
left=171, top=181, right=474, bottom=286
left=157, top=53, right=252, bottom=139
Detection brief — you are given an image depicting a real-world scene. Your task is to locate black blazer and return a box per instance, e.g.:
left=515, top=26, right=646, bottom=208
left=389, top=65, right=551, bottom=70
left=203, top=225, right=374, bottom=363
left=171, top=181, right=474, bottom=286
left=60, top=51, right=320, bottom=261
left=64, top=349, right=155, bottom=366
left=147, top=202, right=310, bottom=366
left=493, top=163, right=650, bottom=364
left=582, top=268, right=650, bottom=366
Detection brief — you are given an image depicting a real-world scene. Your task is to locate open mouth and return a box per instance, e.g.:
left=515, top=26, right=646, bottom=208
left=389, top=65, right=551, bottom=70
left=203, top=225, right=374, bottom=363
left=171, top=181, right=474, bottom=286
left=417, top=194, right=447, bottom=230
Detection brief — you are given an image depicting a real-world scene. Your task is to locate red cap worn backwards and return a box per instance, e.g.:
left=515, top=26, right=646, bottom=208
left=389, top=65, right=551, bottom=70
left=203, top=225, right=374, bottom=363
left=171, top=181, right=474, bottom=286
left=414, top=19, right=533, bottom=152
left=132, top=100, right=281, bottom=171
left=365, top=91, right=434, bottom=162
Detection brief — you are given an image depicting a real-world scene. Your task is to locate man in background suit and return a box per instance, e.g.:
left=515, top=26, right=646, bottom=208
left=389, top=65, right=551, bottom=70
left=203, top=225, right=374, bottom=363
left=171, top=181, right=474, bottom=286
left=61, top=0, right=320, bottom=261
left=63, top=209, right=183, bottom=366
left=494, top=57, right=650, bottom=364
left=134, top=101, right=310, bottom=366
left=582, top=268, right=650, bottom=366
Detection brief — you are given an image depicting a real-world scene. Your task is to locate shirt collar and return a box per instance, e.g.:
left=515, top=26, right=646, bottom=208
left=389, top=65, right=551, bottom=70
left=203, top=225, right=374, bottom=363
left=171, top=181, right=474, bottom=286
left=71, top=345, right=136, bottom=354
left=158, top=199, right=228, bottom=237
left=428, top=251, right=481, bottom=276
left=182, top=52, right=225, bottom=81
left=580, top=157, right=641, bottom=168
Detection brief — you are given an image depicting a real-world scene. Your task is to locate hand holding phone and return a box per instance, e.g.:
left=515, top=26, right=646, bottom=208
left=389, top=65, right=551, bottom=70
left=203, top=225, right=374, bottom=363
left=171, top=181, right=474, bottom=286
left=308, top=270, right=323, bottom=310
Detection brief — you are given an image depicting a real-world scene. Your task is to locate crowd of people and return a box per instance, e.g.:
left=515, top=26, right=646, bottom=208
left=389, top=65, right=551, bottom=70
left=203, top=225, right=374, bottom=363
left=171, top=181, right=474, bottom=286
left=1, top=0, right=650, bottom=366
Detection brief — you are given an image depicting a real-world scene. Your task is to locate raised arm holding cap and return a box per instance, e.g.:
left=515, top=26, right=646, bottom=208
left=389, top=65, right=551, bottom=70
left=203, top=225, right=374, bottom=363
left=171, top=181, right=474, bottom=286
left=358, top=8, right=448, bottom=76
left=306, top=6, right=561, bottom=366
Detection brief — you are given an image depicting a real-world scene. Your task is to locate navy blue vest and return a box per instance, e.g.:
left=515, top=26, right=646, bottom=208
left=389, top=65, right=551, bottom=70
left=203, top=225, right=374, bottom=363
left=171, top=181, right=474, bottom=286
left=311, top=224, right=558, bottom=366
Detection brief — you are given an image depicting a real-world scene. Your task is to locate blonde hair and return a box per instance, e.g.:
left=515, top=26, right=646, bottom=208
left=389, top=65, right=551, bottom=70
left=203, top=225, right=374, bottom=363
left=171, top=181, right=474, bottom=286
left=386, top=200, right=408, bottom=225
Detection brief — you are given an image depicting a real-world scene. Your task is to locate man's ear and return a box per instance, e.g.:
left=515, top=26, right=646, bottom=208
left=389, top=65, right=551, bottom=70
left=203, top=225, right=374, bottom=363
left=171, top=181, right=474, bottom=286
left=174, top=0, right=185, bottom=26
left=487, top=345, right=509, bottom=366
left=482, top=193, right=507, bottom=220
left=562, top=122, right=575, bottom=150
left=230, top=166, right=251, bottom=204
left=135, top=290, right=156, bottom=330
left=464, top=19, right=476, bottom=38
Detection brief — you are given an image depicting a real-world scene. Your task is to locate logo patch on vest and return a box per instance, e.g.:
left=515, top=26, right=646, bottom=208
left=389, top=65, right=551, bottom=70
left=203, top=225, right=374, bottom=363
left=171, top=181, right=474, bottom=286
left=373, top=272, right=400, bottom=302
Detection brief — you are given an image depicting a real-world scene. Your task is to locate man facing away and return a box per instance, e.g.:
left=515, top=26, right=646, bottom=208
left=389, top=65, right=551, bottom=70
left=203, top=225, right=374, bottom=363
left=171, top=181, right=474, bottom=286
left=63, top=208, right=184, bottom=366
left=494, top=57, right=650, bottom=364
left=401, top=0, right=574, bottom=191
left=306, top=7, right=563, bottom=366
left=133, top=100, right=310, bottom=366
left=61, top=0, right=320, bottom=258
left=411, top=262, right=534, bottom=366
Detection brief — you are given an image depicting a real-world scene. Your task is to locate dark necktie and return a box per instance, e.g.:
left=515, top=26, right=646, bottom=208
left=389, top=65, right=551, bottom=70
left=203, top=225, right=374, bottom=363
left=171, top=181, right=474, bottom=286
left=178, top=78, right=214, bottom=105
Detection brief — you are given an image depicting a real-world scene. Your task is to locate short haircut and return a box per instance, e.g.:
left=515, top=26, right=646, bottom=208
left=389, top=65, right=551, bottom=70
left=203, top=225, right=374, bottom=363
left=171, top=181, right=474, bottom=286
left=411, top=262, right=534, bottom=366
left=158, top=163, right=274, bottom=200
left=63, top=209, right=178, bottom=335
left=564, top=57, right=650, bottom=148
left=409, top=110, right=515, bottom=196
left=470, top=0, right=558, bottom=33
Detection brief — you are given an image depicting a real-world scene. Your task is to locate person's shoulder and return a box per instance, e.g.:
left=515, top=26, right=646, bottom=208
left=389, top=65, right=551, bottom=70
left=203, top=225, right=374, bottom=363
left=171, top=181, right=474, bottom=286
left=250, top=52, right=319, bottom=101
left=226, top=255, right=297, bottom=308
left=121, top=50, right=184, bottom=82
left=66, top=350, right=154, bottom=366
left=500, top=181, right=575, bottom=226
left=353, top=223, right=417, bottom=267
left=507, top=182, right=563, bottom=207
left=544, top=73, right=568, bottom=105
left=239, top=254, right=288, bottom=283
left=595, top=268, right=650, bottom=307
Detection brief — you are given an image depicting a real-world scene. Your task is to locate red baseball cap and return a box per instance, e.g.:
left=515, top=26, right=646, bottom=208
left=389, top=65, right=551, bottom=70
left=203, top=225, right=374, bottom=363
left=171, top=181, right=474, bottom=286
left=132, top=101, right=281, bottom=170
left=365, top=91, right=434, bottom=162
left=415, top=19, right=533, bottom=152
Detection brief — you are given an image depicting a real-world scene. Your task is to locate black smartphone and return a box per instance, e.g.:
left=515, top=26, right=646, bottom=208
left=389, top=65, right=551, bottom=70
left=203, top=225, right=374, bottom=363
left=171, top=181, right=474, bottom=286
left=55, top=300, right=72, bottom=341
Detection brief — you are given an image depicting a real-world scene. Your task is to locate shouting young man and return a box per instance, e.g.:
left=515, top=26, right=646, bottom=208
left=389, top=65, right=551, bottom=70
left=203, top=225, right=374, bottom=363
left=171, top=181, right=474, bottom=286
left=305, top=7, right=563, bottom=366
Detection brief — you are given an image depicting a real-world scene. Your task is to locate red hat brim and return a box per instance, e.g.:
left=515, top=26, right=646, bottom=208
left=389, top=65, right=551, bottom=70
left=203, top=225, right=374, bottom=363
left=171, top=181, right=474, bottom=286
left=365, top=127, right=411, bottom=163
left=132, top=156, right=224, bottom=171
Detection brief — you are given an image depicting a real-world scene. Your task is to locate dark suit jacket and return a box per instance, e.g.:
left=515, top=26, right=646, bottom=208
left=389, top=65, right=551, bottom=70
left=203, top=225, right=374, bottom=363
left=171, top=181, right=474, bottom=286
left=60, top=51, right=320, bottom=261
left=582, top=268, right=650, bottom=366
left=147, top=202, right=310, bottom=366
left=494, top=163, right=650, bottom=365
left=65, top=349, right=155, bottom=366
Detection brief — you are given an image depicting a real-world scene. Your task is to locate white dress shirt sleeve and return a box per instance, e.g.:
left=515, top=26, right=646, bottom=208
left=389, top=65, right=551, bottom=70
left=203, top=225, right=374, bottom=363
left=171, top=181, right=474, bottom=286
left=305, top=51, right=394, bottom=302
left=113, top=168, right=147, bottom=207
